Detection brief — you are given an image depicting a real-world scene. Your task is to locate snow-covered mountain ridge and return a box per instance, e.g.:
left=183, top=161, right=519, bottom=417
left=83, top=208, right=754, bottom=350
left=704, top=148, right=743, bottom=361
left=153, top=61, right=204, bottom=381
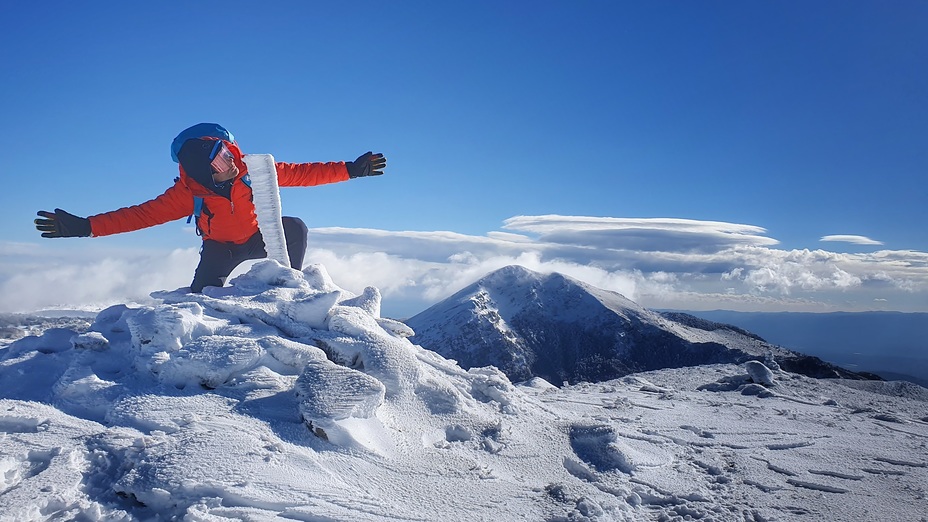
left=2, top=261, right=926, bottom=521
left=406, top=265, right=871, bottom=385
left=678, top=309, right=928, bottom=386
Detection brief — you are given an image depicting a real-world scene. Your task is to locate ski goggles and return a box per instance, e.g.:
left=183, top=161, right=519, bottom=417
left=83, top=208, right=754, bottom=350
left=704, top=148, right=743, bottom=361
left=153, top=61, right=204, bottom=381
left=209, top=141, right=236, bottom=173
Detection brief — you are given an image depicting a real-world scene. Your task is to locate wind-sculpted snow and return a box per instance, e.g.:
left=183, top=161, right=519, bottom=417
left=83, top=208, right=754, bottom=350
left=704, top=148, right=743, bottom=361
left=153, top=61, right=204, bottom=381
left=1, top=261, right=927, bottom=521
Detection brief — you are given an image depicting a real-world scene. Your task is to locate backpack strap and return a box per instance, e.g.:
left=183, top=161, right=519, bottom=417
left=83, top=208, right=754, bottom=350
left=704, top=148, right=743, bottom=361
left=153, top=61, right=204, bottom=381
left=188, top=197, right=204, bottom=224
left=187, top=196, right=208, bottom=236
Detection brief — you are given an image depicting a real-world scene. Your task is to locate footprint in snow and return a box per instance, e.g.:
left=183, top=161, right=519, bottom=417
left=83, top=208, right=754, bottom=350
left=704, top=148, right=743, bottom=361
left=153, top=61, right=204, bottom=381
left=0, top=416, right=47, bottom=434
left=0, top=446, right=59, bottom=494
left=567, top=424, right=673, bottom=475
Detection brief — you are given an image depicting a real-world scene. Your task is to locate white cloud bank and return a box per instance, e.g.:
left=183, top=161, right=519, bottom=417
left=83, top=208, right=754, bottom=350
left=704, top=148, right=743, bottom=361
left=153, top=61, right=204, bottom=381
left=0, top=242, right=198, bottom=313
left=820, top=235, right=884, bottom=245
left=2, top=216, right=927, bottom=317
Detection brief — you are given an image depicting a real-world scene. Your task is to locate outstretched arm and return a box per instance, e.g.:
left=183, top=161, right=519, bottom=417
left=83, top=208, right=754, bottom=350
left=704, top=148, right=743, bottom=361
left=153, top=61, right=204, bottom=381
left=87, top=182, right=194, bottom=237
left=36, top=181, right=194, bottom=239
left=275, top=152, right=386, bottom=187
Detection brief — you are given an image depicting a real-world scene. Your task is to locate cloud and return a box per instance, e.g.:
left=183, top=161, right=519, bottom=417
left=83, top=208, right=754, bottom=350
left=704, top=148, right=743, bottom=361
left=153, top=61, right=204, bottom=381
left=306, top=248, right=645, bottom=316
left=503, top=215, right=779, bottom=253
left=305, top=218, right=928, bottom=314
left=820, top=235, right=884, bottom=245
left=2, top=216, right=926, bottom=316
left=0, top=242, right=197, bottom=313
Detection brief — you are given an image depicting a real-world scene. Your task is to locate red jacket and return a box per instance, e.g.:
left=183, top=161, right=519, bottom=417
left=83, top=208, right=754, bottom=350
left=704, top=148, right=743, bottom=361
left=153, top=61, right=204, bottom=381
left=87, top=140, right=349, bottom=244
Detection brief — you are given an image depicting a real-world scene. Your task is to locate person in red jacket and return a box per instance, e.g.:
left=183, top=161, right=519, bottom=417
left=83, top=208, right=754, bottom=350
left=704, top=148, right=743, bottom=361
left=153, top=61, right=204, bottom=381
left=35, top=123, right=386, bottom=293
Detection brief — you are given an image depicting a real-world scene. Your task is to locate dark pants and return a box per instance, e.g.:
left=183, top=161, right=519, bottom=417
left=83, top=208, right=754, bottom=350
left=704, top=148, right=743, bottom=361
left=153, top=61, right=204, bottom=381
left=190, top=216, right=308, bottom=292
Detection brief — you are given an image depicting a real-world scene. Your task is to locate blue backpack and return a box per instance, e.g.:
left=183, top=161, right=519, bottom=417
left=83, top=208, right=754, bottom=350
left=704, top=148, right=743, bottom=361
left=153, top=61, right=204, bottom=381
left=170, top=123, right=250, bottom=232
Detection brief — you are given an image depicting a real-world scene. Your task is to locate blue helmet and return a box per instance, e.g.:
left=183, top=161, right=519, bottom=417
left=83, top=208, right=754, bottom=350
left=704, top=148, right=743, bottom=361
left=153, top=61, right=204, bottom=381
left=170, top=123, right=235, bottom=163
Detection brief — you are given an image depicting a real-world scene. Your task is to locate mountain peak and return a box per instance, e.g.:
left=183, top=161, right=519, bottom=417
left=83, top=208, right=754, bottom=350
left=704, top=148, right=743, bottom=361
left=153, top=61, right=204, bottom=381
left=480, top=263, right=537, bottom=282
left=407, top=265, right=864, bottom=385
left=455, top=265, right=642, bottom=323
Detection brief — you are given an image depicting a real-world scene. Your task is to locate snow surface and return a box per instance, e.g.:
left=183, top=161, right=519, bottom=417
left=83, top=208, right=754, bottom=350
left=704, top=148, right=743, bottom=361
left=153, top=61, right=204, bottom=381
left=2, top=261, right=927, bottom=521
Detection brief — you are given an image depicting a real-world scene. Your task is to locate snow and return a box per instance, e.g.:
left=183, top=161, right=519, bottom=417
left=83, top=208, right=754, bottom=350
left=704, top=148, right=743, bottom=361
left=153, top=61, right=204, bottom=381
left=2, top=261, right=928, bottom=521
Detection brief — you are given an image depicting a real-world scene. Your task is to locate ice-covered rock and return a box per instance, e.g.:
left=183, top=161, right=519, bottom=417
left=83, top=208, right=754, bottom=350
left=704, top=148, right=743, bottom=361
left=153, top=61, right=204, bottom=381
left=745, top=360, right=777, bottom=386
left=340, top=286, right=382, bottom=317
left=71, top=331, right=109, bottom=351
left=157, top=335, right=264, bottom=389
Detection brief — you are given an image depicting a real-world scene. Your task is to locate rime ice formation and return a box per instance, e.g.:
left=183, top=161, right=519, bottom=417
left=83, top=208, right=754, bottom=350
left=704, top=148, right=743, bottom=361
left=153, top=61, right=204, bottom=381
left=242, top=154, right=289, bottom=266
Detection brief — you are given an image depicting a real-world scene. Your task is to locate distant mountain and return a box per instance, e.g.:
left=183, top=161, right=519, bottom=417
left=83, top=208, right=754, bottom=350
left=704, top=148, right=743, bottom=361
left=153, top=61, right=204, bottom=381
left=677, top=310, right=928, bottom=385
left=0, top=312, right=92, bottom=343
left=406, top=266, right=869, bottom=385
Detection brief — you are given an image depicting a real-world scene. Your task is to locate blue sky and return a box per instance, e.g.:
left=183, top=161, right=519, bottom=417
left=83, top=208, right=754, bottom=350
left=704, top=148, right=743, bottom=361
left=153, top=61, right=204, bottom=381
left=1, top=1, right=926, bottom=317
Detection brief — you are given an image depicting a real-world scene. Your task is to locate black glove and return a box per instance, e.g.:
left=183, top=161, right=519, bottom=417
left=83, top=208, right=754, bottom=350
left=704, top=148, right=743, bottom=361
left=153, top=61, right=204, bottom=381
left=35, top=209, right=92, bottom=238
left=346, top=152, right=386, bottom=179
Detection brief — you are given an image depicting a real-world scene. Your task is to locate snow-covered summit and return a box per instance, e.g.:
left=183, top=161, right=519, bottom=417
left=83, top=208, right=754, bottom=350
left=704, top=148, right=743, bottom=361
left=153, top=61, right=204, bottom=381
left=406, top=265, right=866, bottom=385
left=0, top=261, right=530, bottom=519
left=2, top=261, right=926, bottom=521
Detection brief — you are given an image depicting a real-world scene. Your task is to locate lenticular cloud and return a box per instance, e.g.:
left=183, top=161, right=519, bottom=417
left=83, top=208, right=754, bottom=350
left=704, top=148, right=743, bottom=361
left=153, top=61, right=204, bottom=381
left=502, top=215, right=780, bottom=252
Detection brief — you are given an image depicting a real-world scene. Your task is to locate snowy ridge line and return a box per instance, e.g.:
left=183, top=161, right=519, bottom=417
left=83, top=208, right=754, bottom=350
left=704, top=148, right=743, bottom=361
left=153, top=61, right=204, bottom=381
left=243, top=154, right=289, bottom=266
